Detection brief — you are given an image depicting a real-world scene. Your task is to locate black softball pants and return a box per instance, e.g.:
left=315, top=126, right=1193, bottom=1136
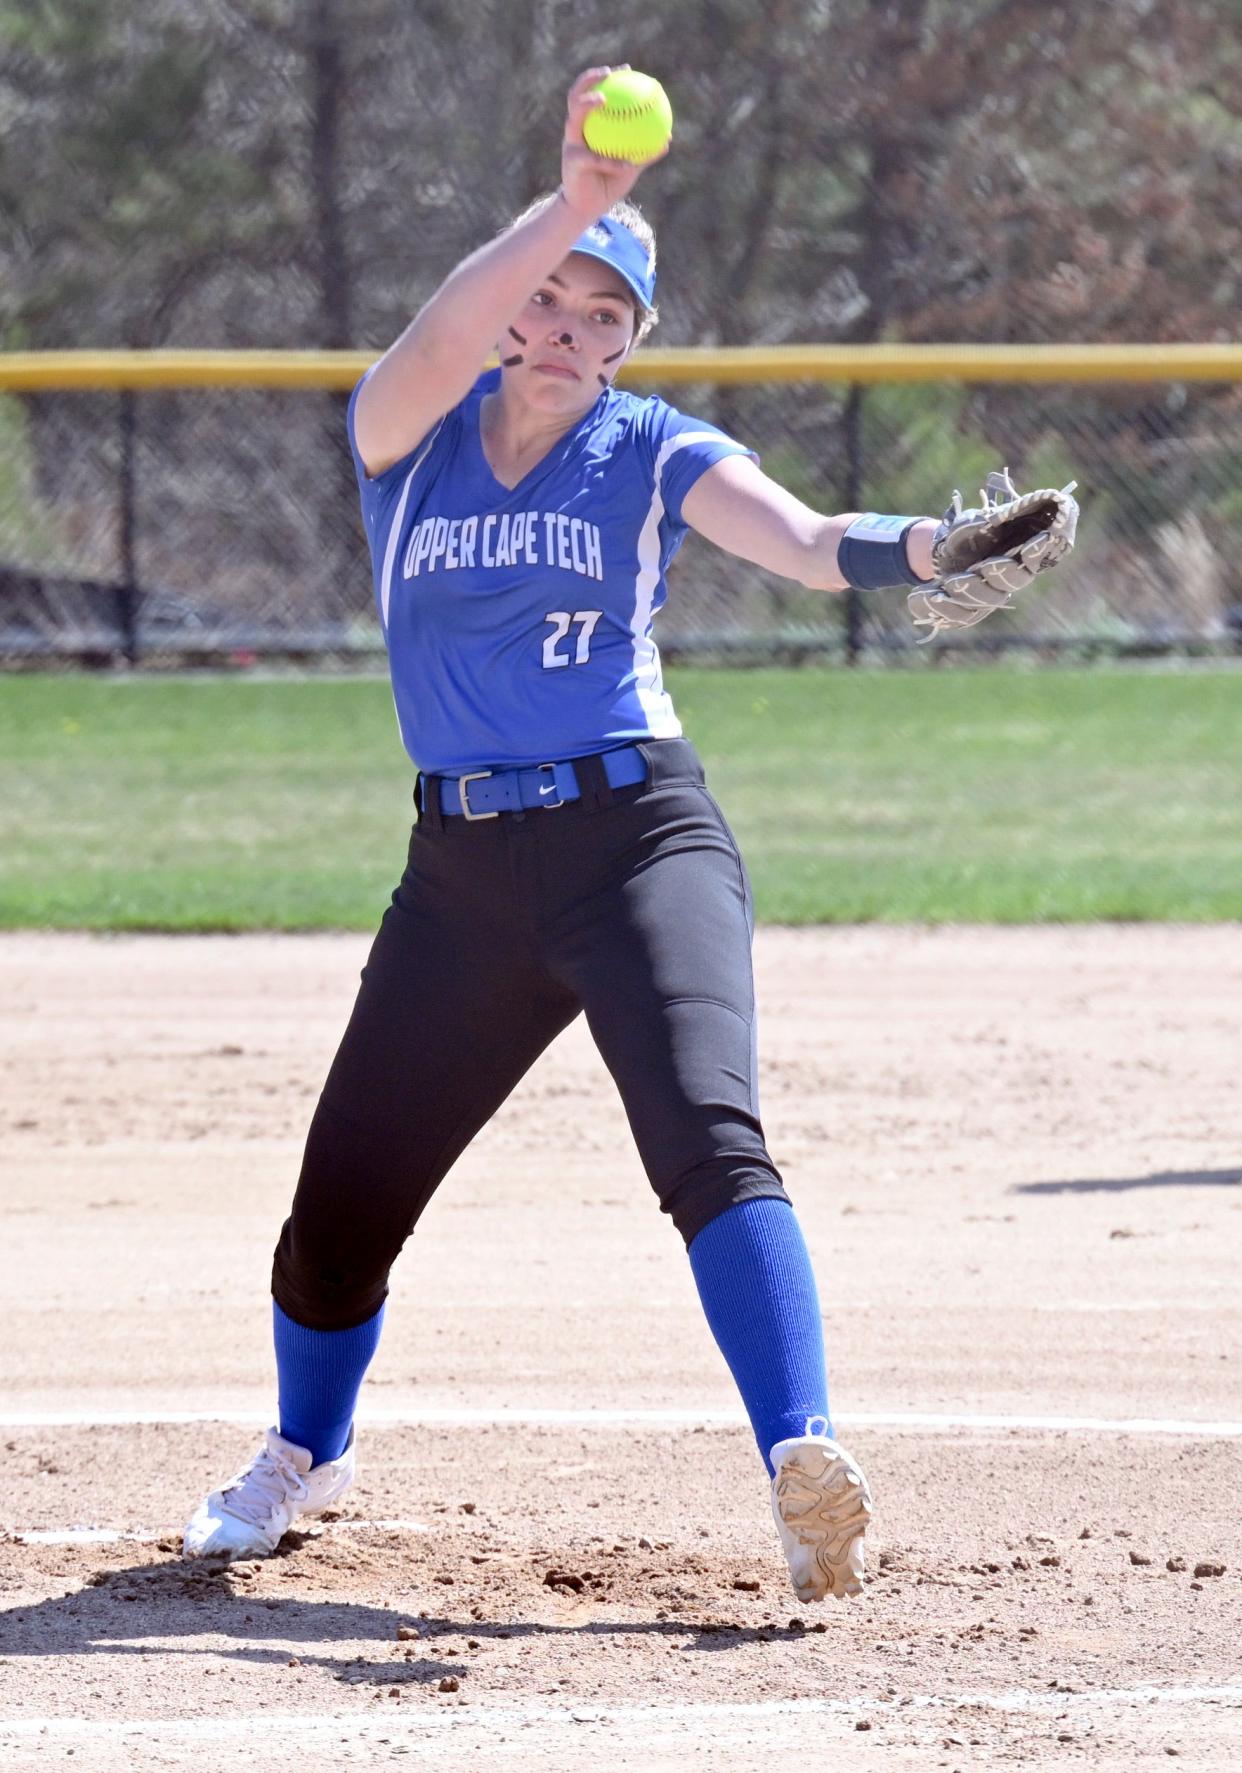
left=272, top=737, right=790, bottom=1331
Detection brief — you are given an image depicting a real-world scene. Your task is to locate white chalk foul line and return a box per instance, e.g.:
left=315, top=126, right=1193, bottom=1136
left=6, top=1520, right=431, bottom=1547
left=848, top=1411, right=1242, bottom=1437
left=1, top=1686, right=1240, bottom=1740
left=2, top=1404, right=1240, bottom=1434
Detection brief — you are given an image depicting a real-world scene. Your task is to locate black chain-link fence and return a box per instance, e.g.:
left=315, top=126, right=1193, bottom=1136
left=4, top=0, right=1240, bottom=664
left=3, top=366, right=1240, bottom=665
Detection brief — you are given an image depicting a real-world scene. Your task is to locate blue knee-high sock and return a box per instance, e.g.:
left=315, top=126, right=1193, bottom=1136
left=273, top=1300, right=385, bottom=1467
left=688, top=1198, right=830, bottom=1477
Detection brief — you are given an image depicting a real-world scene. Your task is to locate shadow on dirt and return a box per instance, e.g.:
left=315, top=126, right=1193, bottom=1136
left=1013, top=1167, right=1241, bottom=1195
left=1, top=1550, right=820, bottom=1684
left=2, top=1556, right=453, bottom=1685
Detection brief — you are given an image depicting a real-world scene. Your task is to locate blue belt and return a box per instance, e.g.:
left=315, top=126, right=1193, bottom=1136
left=431, top=744, right=648, bottom=819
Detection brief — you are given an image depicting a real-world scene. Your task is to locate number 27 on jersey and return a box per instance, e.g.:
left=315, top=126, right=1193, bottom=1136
left=543, top=610, right=602, bottom=669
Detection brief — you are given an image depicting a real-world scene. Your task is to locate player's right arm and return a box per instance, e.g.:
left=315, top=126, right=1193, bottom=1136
left=352, top=67, right=660, bottom=477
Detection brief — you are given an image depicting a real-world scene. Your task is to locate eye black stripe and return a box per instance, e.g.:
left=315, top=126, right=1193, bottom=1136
left=502, top=354, right=525, bottom=367
left=602, top=346, right=627, bottom=365
left=507, top=326, right=527, bottom=345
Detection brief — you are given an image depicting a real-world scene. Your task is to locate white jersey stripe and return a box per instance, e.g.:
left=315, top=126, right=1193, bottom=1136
left=378, top=422, right=443, bottom=630
left=631, top=431, right=737, bottom=730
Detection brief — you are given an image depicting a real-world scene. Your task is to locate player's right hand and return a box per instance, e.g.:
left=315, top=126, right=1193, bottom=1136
left=560, top=66, right=668, bottom=220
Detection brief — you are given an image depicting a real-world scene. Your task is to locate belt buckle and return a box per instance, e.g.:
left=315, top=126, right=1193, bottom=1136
left=536, top=763, right=564, bottom=809
left=458, top=770, right=498, bottom=821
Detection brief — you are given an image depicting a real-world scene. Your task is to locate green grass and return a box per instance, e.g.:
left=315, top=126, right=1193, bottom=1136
left=1, top=668, right=1240, bottom=928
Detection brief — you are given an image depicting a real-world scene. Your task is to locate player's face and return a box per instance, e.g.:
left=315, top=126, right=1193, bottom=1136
left=502, top=253, right=637, bottom=410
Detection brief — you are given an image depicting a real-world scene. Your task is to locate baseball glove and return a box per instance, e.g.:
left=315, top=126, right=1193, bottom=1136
left=907, top=467, right=1079, bottom=640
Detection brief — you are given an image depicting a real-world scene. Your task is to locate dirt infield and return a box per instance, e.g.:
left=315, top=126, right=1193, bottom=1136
left=1, top=929, right=1240, bottom=1770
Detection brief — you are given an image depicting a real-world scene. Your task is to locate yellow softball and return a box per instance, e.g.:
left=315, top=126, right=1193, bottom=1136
left=582, top=70, right=673, bottom=164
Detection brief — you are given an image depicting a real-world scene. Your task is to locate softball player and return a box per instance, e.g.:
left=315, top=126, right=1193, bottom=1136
left=185, top=66, right=945, bottom=1603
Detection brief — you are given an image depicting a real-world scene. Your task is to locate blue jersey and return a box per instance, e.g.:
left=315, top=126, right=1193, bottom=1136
left=347, top=368, right=753, bottom=774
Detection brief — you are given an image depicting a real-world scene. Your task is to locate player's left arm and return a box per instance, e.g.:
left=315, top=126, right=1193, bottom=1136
left=680, top=454, right=937, bottom=592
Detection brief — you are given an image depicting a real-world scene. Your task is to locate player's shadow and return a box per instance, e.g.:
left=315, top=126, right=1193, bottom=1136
left=2, top=1555, right=464, bottom=1688
left=1012, top=1166, right=1241, bottom=1196
left=2, top=1553, right=790, bottom=1683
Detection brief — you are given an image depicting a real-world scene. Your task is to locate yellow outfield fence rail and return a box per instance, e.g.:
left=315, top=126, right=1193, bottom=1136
left=3, top=343, right=1242, bottom=390
left=2, top=347, right=1241, bottom=665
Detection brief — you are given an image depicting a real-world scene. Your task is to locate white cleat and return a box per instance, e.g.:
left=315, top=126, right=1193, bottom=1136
left=182, top=1426, right=355, bottom=1560
left=770, top=1415, right=873, bottom=1602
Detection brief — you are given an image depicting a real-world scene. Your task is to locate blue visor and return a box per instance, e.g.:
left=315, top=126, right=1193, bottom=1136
left=568, top=214, right=656, bottom=311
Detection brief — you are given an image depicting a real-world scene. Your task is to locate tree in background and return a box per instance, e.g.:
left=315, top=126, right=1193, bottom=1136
left=1, top=0, right=1239, bottom=646
left=5, top=0, right=1238, bottom=353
